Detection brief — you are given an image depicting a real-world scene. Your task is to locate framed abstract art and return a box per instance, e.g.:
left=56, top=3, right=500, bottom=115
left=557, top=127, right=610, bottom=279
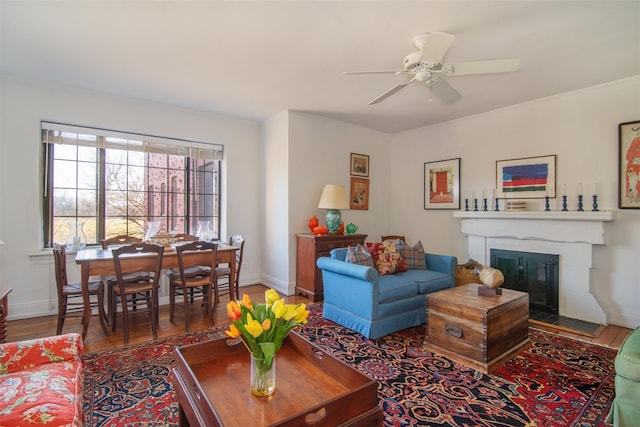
left=496, top=155, right=556, bottom=199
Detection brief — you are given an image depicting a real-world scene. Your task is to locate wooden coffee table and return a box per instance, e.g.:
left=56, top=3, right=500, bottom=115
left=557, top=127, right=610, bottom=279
left=171, top=331, right=383, bottom=427
left=424, top=283, right=530, bottom=373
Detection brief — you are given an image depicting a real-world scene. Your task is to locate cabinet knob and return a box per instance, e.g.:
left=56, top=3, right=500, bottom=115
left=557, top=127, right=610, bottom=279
left=327, top=243, right=334, bottom=249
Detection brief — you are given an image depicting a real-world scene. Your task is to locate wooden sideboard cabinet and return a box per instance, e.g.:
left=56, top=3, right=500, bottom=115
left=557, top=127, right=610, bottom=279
left=296, top=233, right=367, bottom=302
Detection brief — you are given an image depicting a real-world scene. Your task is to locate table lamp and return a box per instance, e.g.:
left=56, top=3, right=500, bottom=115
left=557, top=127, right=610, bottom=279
left=317, top=184, right=349, bottom=234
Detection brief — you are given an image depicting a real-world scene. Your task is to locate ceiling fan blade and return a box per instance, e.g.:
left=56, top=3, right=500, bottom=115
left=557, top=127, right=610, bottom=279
left=341, top=70, right=403, bottom=75
left=417, top=32, right=455, bottom=65
left=448, top=58, right=521, bottom=76
left=368, top=77, right=416, bottom=105
left=428, top=78, right=462, bottom=104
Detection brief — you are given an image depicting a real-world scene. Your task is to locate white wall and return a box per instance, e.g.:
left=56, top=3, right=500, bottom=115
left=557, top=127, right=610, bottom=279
left=390, top=76, right=640, bottom=328
left=260, top=111, right=291, bottom=294
left=0, top=76, right=262, bottom=319
left=258, top=111, right=390, bottom=295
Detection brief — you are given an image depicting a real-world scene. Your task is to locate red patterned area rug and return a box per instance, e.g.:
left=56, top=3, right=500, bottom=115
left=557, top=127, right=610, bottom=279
left=83, top=305, right=617, bottom=426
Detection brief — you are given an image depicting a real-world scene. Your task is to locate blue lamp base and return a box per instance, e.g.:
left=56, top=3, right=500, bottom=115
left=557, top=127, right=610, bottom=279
left=325, top=209, right=342, bottom=234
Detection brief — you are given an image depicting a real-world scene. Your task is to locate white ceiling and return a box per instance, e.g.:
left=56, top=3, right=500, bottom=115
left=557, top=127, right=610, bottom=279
left=1, top=1, right=639, bottom=134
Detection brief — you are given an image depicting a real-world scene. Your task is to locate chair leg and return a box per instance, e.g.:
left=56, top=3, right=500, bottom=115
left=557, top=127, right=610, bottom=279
left=151, top=287, right=158, bottom=340
left=169, top=281, right=176, bottom=322
left=183, top=285, right=191, bottom=333
left=122, top=295, right=130, bottom=344
left=96, top=286, right=109, bottom=335
left=112, top=291, right=118, bottom=332
left=56, top=295, right=66, bottom=335
left=207, top=284, right=215, bottom=327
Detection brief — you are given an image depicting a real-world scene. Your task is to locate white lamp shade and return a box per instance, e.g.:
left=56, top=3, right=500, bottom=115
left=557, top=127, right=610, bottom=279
left=317, top=185, right=349, bottom=210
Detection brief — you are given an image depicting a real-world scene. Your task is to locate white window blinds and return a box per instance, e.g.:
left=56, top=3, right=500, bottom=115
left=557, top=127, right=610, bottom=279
left=41, top=121, right=224, bottom=161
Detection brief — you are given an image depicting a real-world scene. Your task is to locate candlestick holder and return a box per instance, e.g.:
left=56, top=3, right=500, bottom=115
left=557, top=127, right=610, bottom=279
left=561, top=195, right=568, bottom=211
left=464, top=199, right=469, bottom=212
left=592, top=195, right=599, bottom=212
left=577, top=195, right=584, bottom=212
left=483, top=198, right=488, bottom=212
left=473, top=198, right=478, bottom=212
left=494, top=197, right=500, bottom=212
left=544, top=196, right=550, bottom=211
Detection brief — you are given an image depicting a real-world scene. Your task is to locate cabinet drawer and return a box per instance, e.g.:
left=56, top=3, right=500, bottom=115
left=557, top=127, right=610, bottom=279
left=317, top=240, right=350, bottom=252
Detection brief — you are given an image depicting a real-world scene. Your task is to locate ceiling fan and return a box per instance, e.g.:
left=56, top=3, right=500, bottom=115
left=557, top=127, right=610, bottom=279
left=342, top=32, right=520, bottom=105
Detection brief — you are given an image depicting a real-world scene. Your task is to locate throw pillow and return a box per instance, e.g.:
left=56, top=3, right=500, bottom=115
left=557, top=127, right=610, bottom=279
left=366, top=241, right=407, bottom=275
left=345, top=244, right=374, bottom=268
left=398, top=240, right=428, bottom=270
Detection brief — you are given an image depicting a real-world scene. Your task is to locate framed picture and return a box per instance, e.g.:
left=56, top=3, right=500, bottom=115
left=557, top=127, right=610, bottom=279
left=619, top=120, right=640, bottom=209
left=350, top=153, right=369, bottom=177
left=350, top=177, right=369, bottom=210
left=424, top=158, right=460, bottom=210
left=496, top=155, right=556, bottom=199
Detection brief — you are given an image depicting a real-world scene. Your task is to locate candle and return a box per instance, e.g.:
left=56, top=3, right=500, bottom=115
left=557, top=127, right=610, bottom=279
left=578, top=183, right=583, bottom=195
left=563, top=184, right=567, bottom=196
left=593, top=183, right=597, bottom=196
left=472, top=190, right=476, bottom=199
left=483, top=189, right=487, bottom=199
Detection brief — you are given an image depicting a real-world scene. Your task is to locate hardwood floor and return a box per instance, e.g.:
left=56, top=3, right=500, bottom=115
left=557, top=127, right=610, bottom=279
left=6, top=284, right=632, bottom=354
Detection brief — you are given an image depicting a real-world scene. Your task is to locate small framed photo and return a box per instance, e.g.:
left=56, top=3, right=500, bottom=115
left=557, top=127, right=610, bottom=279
left=350, top=177, right=369, bottom=210
left=350, top=153, right=369, bottom=177
left=619, top=120, right=640, bottom=209
left=424, top=158, right=460, bottom=210
left=496, top=155, right=556, bottom=199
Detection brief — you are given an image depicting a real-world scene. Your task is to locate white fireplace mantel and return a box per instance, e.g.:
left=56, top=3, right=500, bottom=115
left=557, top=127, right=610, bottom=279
left=452, top=210, right=615, bottom=324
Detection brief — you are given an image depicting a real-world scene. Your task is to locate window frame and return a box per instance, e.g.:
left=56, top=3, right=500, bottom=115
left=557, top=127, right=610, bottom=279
left=42, top=122, right=223, bottom=248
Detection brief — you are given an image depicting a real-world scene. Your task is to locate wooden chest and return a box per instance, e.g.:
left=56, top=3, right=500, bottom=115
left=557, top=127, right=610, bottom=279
left=295, top=233, right=367, bottom=302
left=424, top=283, right=530, bottom=373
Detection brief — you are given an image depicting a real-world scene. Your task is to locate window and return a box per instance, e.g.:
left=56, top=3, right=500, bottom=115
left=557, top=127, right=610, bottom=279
left=42, top=122, right=223, bottom=247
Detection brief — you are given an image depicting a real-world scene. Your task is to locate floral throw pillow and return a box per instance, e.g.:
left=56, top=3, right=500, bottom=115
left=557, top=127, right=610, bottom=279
left=366, top=241, right=407, bottom=275
left=345, top=244, right=374, bottom=268
left=398, top=240, right=428, bottom=270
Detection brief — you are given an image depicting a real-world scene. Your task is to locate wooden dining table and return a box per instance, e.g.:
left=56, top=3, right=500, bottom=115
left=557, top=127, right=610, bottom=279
left=74, top=242, right=238, bottom=339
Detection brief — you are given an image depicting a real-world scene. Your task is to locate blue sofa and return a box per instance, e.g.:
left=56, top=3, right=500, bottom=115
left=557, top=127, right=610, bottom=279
left=317, top=247, right=457, bottom=339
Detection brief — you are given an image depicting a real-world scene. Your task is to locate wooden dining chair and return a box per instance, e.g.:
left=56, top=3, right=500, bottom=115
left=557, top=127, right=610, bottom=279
left=381, top=235, right=405, bottom=242
left=214, top=234, right=245, bottom=302
left=52, top=244, right=107, bottom=337
left=170, top=241, right=218, bottom=332
left=166, top=234, right=207, bottom=304
left=111, top=242, right=164, bottom=344
left=102, top=234, right=149, bottom=325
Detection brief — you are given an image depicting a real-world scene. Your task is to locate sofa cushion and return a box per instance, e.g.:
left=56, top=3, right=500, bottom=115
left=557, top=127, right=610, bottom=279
left=345, top=244, right=374, bottom=268
left=395, top=269, right=453, bottom=294
left=377, top=274, right=418, bottom=303
left=397, top=240, right=427, bottom=270
left=366, top=241, right=407, bottom=275
left=0, top=363, right=83, bottom=426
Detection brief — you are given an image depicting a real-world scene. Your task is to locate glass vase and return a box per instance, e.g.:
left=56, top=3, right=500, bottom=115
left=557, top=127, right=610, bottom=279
left=250, top=354, right=276, bottom=396
left=144, top=221, right=161, bottom=242
left=196, top=220, right=214, bottom=242
left=65, top=221, right=87, bottom=251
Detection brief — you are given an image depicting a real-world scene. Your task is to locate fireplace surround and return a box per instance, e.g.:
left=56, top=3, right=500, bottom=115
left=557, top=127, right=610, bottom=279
left=453, top=211, right=615, bottom=325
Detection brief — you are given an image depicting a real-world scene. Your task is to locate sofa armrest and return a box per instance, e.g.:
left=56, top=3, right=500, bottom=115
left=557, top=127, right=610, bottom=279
left=425, top=253, right=458, bottom=279
left=0, top=333, right=83, bottom=374
left=317, top=257, right=377, bottom=282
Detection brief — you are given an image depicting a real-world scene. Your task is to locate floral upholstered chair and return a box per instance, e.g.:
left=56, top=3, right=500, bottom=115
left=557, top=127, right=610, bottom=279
left=0, top=333, right=84, bottom=426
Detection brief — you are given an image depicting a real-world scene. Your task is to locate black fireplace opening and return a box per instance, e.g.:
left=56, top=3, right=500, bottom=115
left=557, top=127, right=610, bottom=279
left=490, top=249, right=559, bottom=314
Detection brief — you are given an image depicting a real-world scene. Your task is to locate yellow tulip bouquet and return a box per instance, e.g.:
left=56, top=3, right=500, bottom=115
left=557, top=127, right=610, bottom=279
left=225, top=289, right=310, bottom=395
